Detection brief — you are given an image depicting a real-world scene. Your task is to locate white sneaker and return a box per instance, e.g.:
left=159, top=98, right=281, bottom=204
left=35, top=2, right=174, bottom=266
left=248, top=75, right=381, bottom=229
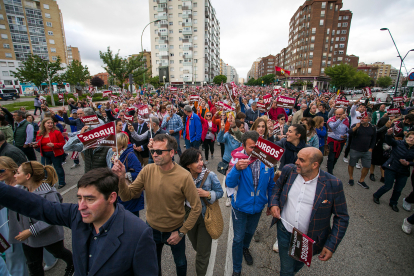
left=343, top=157, right=349, bottom=163
left=204, top=160, right=209, bottom=165
left=70, top=163, right=80, bottom=169
left=403, top=198, right=412, bottom=212
left=356, top=163, right=361, bottom=169
left=402, top=218, right=412, bottom=234
left=226, top=197, right=231, bottom=207
left=273, top=239, right=279, bottom=253
left=44, top=259, right=58, bottom=271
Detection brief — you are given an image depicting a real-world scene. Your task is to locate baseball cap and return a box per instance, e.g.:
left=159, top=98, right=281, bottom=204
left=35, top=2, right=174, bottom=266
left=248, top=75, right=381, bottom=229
left=72, top=109, right=77, bottom=114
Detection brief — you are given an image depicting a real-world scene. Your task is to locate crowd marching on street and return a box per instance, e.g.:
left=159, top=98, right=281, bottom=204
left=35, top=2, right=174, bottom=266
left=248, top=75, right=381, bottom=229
left=1, top=81, right=414, bottom=276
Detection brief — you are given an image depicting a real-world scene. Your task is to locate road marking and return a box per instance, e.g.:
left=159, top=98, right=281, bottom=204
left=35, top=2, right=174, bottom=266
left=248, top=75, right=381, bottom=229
left=222, top=175, right=234, bottom=276
left=61, top=184, right=77, bottom=195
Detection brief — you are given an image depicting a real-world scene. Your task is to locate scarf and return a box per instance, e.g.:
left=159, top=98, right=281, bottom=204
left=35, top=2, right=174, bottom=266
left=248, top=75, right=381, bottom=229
left=194, top=167, right=208, bottom=187
left=110, top=148, right=125, bottom=164
left=284, top=140, right=306, bottom=165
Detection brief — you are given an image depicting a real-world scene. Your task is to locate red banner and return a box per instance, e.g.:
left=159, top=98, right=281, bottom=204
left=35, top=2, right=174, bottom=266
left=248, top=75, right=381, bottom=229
left=263, top=94, right=273, bottom=110
left=362, top=87, right=372, bottom=98
left=274, top=89, right=281, bottom=96
left=313, top=87, right=319, bottom=95
left=138, top=105, right=150, bottom=120
left=102, top=91, right=112, bottom=98
left=77, top=122, right=116, bottom=150
left=124, top=114, right=134, bottom=122
left=257, top=102, right=267, bottom=111
left=335, top=99, right=349, bottom=108
left=170, top=87, right=178, bottom=91
left=190, top=95, right=200, bottom=103
left=217, top=101, right=234, bottom=112
left=224, top=83, right=238, bottom=103
left=276, top=96, right=295, bottom=109
left=289, top=227, right=315, bottom=267
left=86, top=96, right=92, bottom=101
left=73, top=92, right=78, bottom=98
left=387, top=108, right=401, bottom=116
left=125, top=107, right=136, bottom=113
left=251, top=137, right=284, bottom=168
left=80, top=115, right=100, bottom=126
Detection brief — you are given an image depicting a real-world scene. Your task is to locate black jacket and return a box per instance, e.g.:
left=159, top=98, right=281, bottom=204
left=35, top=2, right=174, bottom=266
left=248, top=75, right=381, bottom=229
left=0, top=142, right=27, bottom=166
left=382, top=134, right=414, bottom=176
left=131, top=122, right=150, bottom=158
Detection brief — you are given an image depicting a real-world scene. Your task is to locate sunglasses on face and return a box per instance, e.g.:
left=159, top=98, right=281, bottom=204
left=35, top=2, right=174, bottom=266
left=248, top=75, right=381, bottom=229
left=150, top=149, right=172, bottom=155
left=0, top=169, right=6, bottom=174
left=206, top=115, right=212, bottom=117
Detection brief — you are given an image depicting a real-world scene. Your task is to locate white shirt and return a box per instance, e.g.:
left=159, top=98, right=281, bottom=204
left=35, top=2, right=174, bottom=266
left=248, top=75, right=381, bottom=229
left=350, top=105, right=361, bottom=125
left=281, top=172, right=319, bottom=234
left=205, top=121, right=215, bottom=140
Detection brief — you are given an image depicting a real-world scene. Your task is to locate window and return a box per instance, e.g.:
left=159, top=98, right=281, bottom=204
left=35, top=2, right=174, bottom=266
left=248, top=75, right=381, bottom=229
left=0, top=15, right=3, bottom=20
left=168, top=5, right=172, bottom=9
left=170, top=53, right=174, bottom=57
left=341, top=30, right=347, bottom=34
left=169, top=45, right=174, bottom=49
left=5, top=53, right=11, bottom=58
left=339, top=44, right=345, bottom=48
left=46, top=22, right=52, bottom=27
left=153, top=6, right=157, bottom=10
left=8, top=62, right=13, bottom=67
left=170, top=67, right=174, bottom=71
left=51, top=48, right=56, bottom=52
left=308, top=68, right=312, bottom=73
left=1, top=34, right=7, bottom=39
left=169, top=22, right=173, bottom=26
left=309, top=52, right=313, bottom=58
left=338, top=57, right=343, bottom=61
left=327, top=28, right=330, bottom=35
left=48, top=31, right=53, bottom=35
left=194, top=28, right=197, bottom=32
left=311, top=36, right=315, bottom=42
left=312, top=27, right=316, bottom=34
left=179, top=29, right=182, bottom=33
left=3, top=44, right=9, bottom=48
left=155, top=53, right=159, bottom=57
left=321, top=68, right=325, bottom=73
left=155, top=45, right=159, bottom=49
left=170, top=60, right=174, bottom=64
left=193, top=2, right=197, bottom=7
left=339, top=50, right=344, bottom=55
left=335, top=5, right=338, bottom=11
left=338, top=23, right=341, bottom=27
left=193, top=11, right=197, bottom=16
left=0, top=25, right=5, bottom=30
left=2, top=71, right=8, bottom=76
left=320, top=20, right=324, bottom=26
left=339, top=16, right=342, bottom=20
left=169, top=14, right=173, bottom=18
left=321, top=2, right=326, bottom=8
left=340, top=37, right=346, bottom=41
left=43, top=4, right=50, bottom=9
left=52, top=56, right=57, bottom=61
left=49, top=39, right=55, bottom=44
left=335, top=44, right=338, bottom=48
left=169, top=30, right=173, bottom=34
left=342, top=22, right=348, bottom=27
left=45, top=13, right=51, bottom=18
left=330, top=3, right=333, bottom=9
left=334, top=51, right=338, bottom=55
left=336, top=37, right=339, bottom=41
left=343, top=16, right=349, bottom=20
left=321, top=11, right=325, bottom=17
left=310, top=44, right=314, bottom=50
left=0, top=62, right=5, bottom=67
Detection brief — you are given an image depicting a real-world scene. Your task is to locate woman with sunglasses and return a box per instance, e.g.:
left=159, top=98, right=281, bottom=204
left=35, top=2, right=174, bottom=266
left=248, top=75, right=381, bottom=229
left=274, top=114, right=289, bottom=141
left=12, top=161, right=74, bottom=275
left=33, top=118, right=66, bottom=189
left=106, top=133, right=144, bottom=217
left=179, top=148, right=223, bottom=276
left=201, top=112, right=218, bottom=165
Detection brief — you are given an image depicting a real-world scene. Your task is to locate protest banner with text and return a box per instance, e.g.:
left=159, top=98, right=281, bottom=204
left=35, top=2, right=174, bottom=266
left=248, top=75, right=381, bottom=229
left=289, top=227, right=315, bottom=267
left=77, top=122, right=116, bottom=151
left=80, top=115, right=100, bottom=126
left=276, top=96, right=295, bottom=109
left=251, top=137, right=284, bottom=168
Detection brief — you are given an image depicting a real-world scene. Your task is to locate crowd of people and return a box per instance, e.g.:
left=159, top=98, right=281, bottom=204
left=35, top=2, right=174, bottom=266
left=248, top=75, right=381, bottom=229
left=0, top=85, right=412, bottom=276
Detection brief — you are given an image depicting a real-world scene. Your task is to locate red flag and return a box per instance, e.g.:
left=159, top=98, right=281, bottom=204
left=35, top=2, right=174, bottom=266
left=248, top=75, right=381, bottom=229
left=275, top=66, right=291, bottom=76
left=124, top=114, right=134, bottom=122
left=102, top=91, right=112, bottom=98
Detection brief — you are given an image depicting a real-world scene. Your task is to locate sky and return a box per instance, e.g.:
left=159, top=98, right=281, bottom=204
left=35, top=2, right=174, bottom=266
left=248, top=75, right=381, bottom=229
left=58, top=0, right=414, bottom=80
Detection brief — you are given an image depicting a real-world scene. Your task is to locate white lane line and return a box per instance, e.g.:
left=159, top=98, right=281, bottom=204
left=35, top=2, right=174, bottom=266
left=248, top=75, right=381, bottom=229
left=61, top=184, right=77, bottom=196
left=206, top=175, right=228, bottom=276
left=223, top=175, right=234, bottom=276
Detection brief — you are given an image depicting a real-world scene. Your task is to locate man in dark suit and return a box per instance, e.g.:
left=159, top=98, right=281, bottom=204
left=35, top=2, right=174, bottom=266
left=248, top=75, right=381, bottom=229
left=128, top=117, right=150, bottom=166
left=0, top=168, right=158, bottom=276
left=269, top=147, right=349, bottom=275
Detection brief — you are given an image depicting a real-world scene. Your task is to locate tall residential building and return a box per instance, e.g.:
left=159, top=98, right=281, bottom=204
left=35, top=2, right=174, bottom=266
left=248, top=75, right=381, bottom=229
left=131, top=49, right=152, bottom=77
left=258, top=55, right=276, bottom=78
left=357, top=65, right=378, bottom=84
left=390, top=67, right=402, bottom=87
left=247, top=58, right=260, bottom=80
left=67, top=45, right=80, bottom=64
left=219, top=59, right=238, bottom=83
left=149, top=0, right=220, bottom=87
left=269, top=0, right=353, bottom=89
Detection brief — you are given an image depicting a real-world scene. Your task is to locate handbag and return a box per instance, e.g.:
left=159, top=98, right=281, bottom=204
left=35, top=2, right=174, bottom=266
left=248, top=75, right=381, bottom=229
left=199, top=170, right=224, bottom=239
left=217, top=161, right=229, bottom=176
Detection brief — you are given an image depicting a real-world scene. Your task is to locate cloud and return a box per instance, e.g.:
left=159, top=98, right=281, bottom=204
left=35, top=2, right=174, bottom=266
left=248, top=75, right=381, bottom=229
left=58, top=0, right=414, bottom=79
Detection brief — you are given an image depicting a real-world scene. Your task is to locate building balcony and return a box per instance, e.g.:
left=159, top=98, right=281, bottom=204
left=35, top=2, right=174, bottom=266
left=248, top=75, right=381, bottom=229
left=157, top=7, right=167, bottom=12
left=182, top=14, right=192, bottom=19
left=183, top=54, right=193, bottom=59
left=182, top=38, right=192, bottom=43
left=183, top=62, right=193, bottom=66
left=182, top=22, right=192, bottom=27
left=183, top=77, right=192, bottom=82
left=183, top=29, right=192, bottom=35
left=157, top=0, right=167, bottom=3
left=160, top=24, right=168, bottom=28
left=182, top=5, right=192, bottom=10
left=161, top=55, right=169, bottom=59
left=182, top=0, right=192, bottom=2
left=157, top=15, right=168, bottom=20
left=159, top=39, right=168, bottom=44
left=183, top=46, right=193, bottom=51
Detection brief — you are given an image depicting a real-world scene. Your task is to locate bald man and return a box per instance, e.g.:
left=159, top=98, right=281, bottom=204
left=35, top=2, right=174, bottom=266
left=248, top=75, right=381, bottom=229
left=269, top=148, right=349, bottom=276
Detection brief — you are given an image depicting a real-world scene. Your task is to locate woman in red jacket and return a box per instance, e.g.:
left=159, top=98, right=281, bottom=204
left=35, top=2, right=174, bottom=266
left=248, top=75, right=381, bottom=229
left=200, top=112, right=218, bottom=165
left=34, top=118, right=66, bottom=189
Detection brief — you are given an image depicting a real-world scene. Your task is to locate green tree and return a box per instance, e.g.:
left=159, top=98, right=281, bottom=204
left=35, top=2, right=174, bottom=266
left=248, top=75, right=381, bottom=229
left=213, top=75, right=227, bottom=85
left=99, top=47, right=148, bottom=88
left=63, top=60, right=90, bottom=94
left=12, top=55, right=63, bottom=88
left=255, top=77, right=263, bottom=86
left=133, top=70, right=152, bottom=87
left=350, top=71, right=372, bottom=88
left=324, top=63, right=356, bottom=89
left=377, top=76, right=393, bottom=88
left=262, top=74, right=276, bottom=85
left=149, top=76, right=162, bottom=89
left=246, top=77, right=256, bottom=86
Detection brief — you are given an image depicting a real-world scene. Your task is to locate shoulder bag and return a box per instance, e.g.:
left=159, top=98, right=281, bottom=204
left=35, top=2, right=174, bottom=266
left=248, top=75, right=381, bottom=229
left=199, top=170, right=224, bottom=239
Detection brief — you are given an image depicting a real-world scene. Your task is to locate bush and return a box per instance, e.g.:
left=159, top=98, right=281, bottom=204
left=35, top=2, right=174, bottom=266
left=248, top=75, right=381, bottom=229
left=45, top=93, right=115, bottom=105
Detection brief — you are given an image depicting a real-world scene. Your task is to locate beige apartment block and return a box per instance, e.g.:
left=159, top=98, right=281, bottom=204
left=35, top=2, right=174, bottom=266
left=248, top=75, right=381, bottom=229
left=149, top=0, right=221, bottom=87
left=67, top=45, right=81, bottom=64
left=131, top=49, right=152, bottom=77
left=0, top=0, right=67, bottom=63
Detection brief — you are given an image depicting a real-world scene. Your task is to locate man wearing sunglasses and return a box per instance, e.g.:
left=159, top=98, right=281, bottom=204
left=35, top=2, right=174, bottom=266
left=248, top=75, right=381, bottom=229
left=113, top=134, right=201, bottom=276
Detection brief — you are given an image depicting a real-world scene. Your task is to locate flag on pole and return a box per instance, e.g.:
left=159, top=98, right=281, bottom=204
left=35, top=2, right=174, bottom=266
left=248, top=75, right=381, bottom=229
left=275, top=66, right=291, bottom=77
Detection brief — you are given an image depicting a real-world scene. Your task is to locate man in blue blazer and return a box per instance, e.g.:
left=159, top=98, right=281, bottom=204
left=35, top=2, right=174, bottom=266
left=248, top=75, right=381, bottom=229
left=270, top=147, right=349, bottom=276
left=0, top=167, right=158, bottom=276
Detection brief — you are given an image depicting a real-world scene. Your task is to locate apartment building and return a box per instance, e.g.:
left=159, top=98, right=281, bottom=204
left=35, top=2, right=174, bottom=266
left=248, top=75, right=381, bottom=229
left=219, top=59, right=238, bottom=84
left=88, top=72, right=110, bottom=87
left=149, top=0, right=220, bottom=87
left=390, top=67, right=402, bottom=87
left=67, top=45, right=80, bottom=64
left=247, top=58, right=260, bottom=80
left=258, top=55, right=276, bottom=78
left=357, top=65, right=378, bottom=84
left=131, top=50, right=152, bottom=77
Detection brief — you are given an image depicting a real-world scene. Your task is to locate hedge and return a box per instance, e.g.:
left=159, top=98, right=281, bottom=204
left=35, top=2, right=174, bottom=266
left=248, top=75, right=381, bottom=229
left=45, top=93, right=122, bottom=106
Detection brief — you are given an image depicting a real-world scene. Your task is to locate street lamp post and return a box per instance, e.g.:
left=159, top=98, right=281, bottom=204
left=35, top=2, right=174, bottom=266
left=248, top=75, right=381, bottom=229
left=44, top=60, right=55, bottom=107
left=141, top=20, right=160, bottom=90
left=380, top=28, right=414, bottom=96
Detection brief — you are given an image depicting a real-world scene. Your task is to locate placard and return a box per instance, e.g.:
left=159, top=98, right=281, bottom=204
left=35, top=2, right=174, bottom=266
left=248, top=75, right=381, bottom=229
left=289, top=227, right=315, bottom=267
left=138, top=105, right=150, bottom=121
left=102, top=91, right=112, bottom=98
left=190, top=95, right=200, bottom=103
left=77, top=122, right=116, bottom=150
left=251, top=137, right=284, bottom=168
left=0, top=233, right=10, bottom=253
left=263, top=94, right=273, bottom=109
left=276, top=96, right=295, bottom=109
left=335, top=99, right=349, bottom=108
left=362, top=87, right=372, bottom=98
left=124, top=114, right=134, bottom=122
left=257, top=102, right=267, bottom=111
left=80, top=115, right=100, bottom=126
left=224, top=83, right=238, bottom=103
left=387, top=108, right=401, bottom=116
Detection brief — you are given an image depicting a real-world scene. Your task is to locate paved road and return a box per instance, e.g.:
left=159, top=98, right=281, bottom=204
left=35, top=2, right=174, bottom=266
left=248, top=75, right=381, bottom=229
left=0, top=97, right=34, bottom=105
left=41, top=137, right=414, bottom=276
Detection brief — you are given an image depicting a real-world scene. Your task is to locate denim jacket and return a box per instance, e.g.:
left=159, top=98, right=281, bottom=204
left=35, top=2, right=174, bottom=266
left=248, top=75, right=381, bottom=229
left=195, top=171, right=224, bottom=217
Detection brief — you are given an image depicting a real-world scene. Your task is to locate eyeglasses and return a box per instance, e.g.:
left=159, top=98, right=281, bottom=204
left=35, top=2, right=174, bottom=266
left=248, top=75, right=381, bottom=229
left=25, top=161, right=33, bottom=175
left=206, top=115, right=212, bottom=117
left=280, top=119, right=286, bottom=121
left=0, top=169, right=5, bottom=174
left=150, top=149, right=172, bottom=155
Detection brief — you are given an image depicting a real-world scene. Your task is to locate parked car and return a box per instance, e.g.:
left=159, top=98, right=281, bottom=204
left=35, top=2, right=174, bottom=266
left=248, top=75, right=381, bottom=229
left=0, top=88, right=20, bottom=101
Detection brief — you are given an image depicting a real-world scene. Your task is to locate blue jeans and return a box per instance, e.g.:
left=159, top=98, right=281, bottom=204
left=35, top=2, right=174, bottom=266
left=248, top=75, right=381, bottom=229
left=232, top=208, right=262, bottom=273
left=42, top=151, right=66, bottom=187
left=172, top=133, right=182, bottom=156
left=374, top=169, right=408, bottom=205
left=185, top=139, right=200, bottom=150
left=277, top=221, right=305, bottom=276
left=150, top=225, right=187, bottom=276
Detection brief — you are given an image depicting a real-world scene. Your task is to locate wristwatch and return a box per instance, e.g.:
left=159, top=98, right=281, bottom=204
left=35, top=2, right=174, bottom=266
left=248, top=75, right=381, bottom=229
left=178, top=230, right=185, bottom=238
